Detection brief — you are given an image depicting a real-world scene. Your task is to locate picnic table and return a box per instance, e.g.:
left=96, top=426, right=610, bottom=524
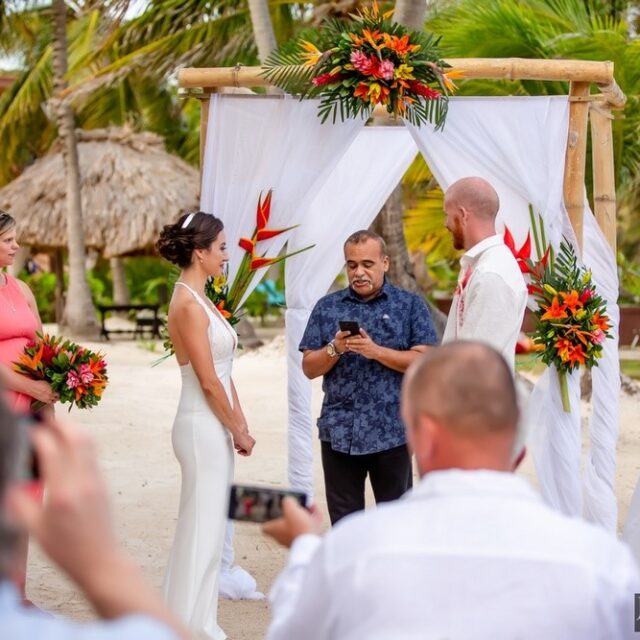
left=97, top=304, right=162, bottom=340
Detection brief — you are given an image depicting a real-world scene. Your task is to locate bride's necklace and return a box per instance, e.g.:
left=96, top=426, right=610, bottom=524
left=0, top=272, right=16, bottom=313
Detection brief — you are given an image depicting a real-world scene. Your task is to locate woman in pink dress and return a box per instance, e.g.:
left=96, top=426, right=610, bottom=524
left=0, top=211, right=57, bottom=602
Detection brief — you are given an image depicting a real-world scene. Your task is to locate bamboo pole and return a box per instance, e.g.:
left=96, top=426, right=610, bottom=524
left=178, top=59, right=626, bottom=108
left=199, top=94, right=211, bottom=176
left=590, top=106, right=617, bottom=252
left=563, top=81, right=591, bottom=253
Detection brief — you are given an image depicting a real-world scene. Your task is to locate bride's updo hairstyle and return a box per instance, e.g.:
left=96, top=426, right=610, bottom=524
left=157, top=211, right=224, bottom=268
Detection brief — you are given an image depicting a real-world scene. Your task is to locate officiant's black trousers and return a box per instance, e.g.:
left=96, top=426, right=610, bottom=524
left=321, top=441, right=412, bottom=525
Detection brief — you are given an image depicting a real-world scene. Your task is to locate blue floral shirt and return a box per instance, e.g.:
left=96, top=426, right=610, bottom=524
left=299, top=279, right=437, bottom=455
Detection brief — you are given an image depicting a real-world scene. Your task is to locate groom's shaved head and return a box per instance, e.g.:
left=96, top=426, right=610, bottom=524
left=445, top=177, right=500, bottom=221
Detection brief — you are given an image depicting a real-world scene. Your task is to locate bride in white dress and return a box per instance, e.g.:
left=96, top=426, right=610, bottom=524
left=157, top=211, right=255, bottom=640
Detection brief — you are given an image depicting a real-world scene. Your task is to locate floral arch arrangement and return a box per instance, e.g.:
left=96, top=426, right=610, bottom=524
left=263, top=3, right=458, bottom=128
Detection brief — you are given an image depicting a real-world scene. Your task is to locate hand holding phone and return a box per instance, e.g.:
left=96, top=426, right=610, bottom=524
left=339, top=320, right=361, bottom=337
left=228, top=484, right=308, bottom=523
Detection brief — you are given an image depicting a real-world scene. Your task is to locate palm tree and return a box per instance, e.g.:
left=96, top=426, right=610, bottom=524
left=50, top=0, right=99, bottom=336
left=428, top=0, right=640, bottom=257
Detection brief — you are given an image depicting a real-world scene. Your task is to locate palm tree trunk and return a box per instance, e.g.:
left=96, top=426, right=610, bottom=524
left=369, top=0, right=446, bottom=337
left=247, top=0, right=278, bottom=62
left=51, top=0, right=99, bottom=338
left=110, top=257, right=131, bottom=305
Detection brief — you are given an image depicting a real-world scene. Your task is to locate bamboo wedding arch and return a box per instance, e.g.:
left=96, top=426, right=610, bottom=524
left=178, top=57, right=626, bottom=256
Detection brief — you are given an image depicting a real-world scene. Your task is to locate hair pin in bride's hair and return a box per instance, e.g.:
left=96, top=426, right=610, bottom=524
left=181, top=212, right=196, bottom=229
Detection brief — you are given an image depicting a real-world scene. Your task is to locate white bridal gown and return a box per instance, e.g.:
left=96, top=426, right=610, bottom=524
left=162, top=282, right=237, bottom=640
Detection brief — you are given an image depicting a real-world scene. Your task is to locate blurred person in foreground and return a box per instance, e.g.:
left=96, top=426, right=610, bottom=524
left=0, top=394, right=188, bottom=639
left=264, top=342, right=638, bottom=640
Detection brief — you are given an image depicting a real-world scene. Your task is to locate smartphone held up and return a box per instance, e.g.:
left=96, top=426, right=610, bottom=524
left=228, top=484, right=308, bottom=523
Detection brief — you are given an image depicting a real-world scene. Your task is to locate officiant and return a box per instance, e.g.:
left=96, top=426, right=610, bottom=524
left=299, top=230, right=437, bottom=524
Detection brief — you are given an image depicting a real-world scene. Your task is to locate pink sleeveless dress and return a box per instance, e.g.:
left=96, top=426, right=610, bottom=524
left=0, top=274, right=40, bottom=414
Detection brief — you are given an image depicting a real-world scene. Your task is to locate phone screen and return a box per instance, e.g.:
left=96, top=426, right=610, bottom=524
left=339, top=320, right=360, bottom=336
left=228, top=484, right=308, bottom=523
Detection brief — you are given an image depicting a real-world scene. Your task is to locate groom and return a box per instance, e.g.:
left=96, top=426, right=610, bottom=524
left=442, top=177, right=527, bottom=371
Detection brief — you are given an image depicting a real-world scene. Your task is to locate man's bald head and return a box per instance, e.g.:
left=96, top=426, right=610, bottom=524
left=402, top=341, right=518, bottom=438
left=444, top=177, right=500, bottom=222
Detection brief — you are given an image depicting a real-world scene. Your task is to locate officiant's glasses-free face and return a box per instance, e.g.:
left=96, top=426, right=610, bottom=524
left=345, top=238, right=389, bottom=299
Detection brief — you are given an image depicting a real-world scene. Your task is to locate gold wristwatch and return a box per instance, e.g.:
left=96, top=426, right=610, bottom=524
left=326, top=341, right=340, bottom=358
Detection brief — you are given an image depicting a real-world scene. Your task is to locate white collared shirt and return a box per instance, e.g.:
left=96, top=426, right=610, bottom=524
left=443, top=234, right=527, bottom=369
left=268, top=470, right=638, bottom=640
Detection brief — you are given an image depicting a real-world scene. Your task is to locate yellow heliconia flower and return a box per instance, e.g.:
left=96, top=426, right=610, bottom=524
left=443, top=69, right=465, bottom=92
left=395, top=63, right=415, bottom=80
left=300, top=40, right=322, bottom=66
left=368, top=82, right=382, bottom=102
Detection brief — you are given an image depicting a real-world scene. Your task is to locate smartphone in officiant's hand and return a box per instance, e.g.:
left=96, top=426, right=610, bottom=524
left=339, top=320, right=361, bottom=337
left=228, top=484, right=308, bottom=523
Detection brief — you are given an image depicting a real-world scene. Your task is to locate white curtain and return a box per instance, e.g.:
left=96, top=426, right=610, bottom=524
left=406, top=96, right=619, bottom=530
left=200, top=94, right=365, bottom=597
left=200, top=94, right=366, bottom=307
left=284, top=128, right=419, bottom=495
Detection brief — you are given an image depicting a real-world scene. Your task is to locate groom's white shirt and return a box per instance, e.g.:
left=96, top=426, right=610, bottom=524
left=267, top=470, right=639, bottom=640
left=443, top=234, right=527, bottom=370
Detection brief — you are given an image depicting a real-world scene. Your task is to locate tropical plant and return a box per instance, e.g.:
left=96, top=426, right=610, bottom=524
left=427, top=0, right=640, bottom=260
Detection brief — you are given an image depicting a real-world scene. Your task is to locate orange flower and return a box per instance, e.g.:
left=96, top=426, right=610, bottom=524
left=442, top=69, right=464, bottom=92
left=540, top=296, right=568, bottom=321
left=555, top=338, right=573, bottom=362
left=383, top=34, right=417, bottom=56
left=560, top=290, right=583, bottom=314
left=353, top=83, right=370, bottom=101
left=567, top=344, right=586, bottom=366
left=216, top=300, right=232, bottom=319
left=592, top=311, right=610, bottom=333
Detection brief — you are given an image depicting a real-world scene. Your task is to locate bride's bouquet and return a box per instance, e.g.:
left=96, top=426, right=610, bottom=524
left=14, top=333, right=108, bottom=410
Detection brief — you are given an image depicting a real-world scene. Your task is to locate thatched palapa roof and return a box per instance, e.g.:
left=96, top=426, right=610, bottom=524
left=0, top=127, right=199, bottom=258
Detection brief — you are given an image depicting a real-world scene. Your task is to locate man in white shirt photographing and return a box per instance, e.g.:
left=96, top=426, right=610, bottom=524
left=264, top=342, right=638, bottom=640
left=441, top=177, right=527, bottom=371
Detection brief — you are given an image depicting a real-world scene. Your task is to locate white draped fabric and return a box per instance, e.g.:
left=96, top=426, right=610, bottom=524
left=284, top=128, right=418, bottom=495
left=200, top=94, right=366, bottom=307
left=200, top=94, right=365, bottom=597
left=406, top=97, right=619, bottom=530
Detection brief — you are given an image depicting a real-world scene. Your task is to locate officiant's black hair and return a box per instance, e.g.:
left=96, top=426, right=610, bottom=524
left=156, top=212, right=224, bottom=268
left=0, top=210, right=15, bottom=237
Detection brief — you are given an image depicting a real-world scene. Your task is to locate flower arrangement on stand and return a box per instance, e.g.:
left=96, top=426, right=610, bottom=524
left=505, top=208, right=612, bottom=412
left=262, top=2, right=460, bottom=127
left=14, top=333, right=108, bottom=410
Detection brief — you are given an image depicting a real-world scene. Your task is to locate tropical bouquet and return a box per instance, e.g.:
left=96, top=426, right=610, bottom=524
left=14, top=333, right=108, bottom=410
left=262, top=2, right=459, bottom=127
left=158, top=190, right=312, bottom=360
left=505, top=209, right=612, bottom=412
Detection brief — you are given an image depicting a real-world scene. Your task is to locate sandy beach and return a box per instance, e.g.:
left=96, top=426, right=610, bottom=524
left=26, top=331, right=640, bottom=639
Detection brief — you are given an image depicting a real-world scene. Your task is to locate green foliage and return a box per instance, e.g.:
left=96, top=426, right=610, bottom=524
left=20, top=270, right=57, bottom=322
left=427, top=0, right=640, bottom=263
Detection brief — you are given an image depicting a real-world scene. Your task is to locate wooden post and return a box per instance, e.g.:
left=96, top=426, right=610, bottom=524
left=563, top=82, right=591, bottom=253
left=590, top=106, right=617, bottom=253
left=199, top=94, right=211, bottom=177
